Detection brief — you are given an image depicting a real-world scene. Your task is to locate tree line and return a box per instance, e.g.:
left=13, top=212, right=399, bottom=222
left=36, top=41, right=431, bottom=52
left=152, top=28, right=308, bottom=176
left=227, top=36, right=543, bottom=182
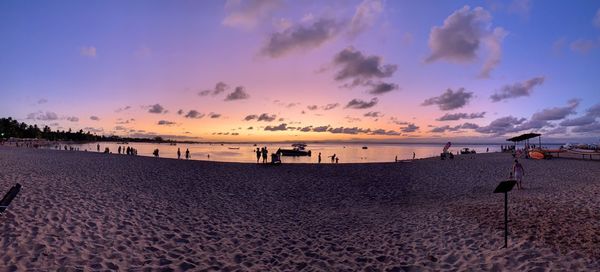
left=0, top=117, right=172, bottom=143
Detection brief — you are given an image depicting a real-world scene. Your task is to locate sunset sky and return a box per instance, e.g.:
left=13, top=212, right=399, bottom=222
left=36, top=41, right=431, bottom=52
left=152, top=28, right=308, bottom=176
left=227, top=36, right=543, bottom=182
left=1, top=0, right=599, bottom=142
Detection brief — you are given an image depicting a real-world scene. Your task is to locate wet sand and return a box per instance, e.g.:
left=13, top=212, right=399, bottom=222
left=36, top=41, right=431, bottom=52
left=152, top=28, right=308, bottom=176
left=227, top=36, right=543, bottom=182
left=1, top=146, right=599, bottom=271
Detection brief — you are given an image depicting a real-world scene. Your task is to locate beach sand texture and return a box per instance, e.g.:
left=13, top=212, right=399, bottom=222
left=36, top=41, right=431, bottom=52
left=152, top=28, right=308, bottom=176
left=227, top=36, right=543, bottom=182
left=1, top=146, right=599, bottom=271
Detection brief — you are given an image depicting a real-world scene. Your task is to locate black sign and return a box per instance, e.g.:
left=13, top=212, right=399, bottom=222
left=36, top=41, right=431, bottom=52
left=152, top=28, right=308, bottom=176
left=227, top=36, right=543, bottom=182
left=493, top=180, right=516, bottom=194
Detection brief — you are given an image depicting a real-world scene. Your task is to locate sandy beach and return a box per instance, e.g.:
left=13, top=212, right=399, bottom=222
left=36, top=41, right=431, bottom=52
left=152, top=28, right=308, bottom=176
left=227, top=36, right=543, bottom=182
left=1, top=146, right=599, bottom=271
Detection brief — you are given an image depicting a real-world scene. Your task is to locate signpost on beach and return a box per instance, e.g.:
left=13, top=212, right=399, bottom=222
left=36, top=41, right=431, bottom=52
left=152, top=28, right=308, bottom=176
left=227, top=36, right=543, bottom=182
left=493, top=180, right=517, bottom=248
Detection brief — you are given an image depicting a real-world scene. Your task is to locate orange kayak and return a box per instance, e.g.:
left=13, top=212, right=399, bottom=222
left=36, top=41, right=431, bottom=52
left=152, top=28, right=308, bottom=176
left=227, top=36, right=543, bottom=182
left=529, top=151, right=545, bottom=160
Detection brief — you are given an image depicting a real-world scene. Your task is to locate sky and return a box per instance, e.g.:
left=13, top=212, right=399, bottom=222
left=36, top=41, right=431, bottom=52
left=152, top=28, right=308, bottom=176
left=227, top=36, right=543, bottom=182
left=1, top=0, right=599, bottom=142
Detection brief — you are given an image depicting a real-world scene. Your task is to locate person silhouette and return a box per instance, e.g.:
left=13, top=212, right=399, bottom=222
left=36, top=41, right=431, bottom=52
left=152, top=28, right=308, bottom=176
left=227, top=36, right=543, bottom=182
left=97, top=144, right=100, bottom=152
left=335, top=157, right=339, bottom=164
left=185, top=148, right=190, bottom=159
left=318, top=152, right=322, bottom=163
left=118, top=146, right=121, bottom=154
left=412, top=152, right=416, bottom=160
left=177, top=148, right=181, bottom=159
left=256, top=148, right=261, bottom=163
left=513, top=159, right=525, bottom=189
left=330, top=154, right=336, bottom=163
left=262, top=147, right=268, bottom=163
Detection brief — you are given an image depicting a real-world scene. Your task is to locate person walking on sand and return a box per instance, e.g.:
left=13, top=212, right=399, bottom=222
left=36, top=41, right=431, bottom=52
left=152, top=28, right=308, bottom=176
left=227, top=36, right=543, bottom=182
left=412, top=152, right=416, bottom=160
left=513, top=159, right=525, bottom=189
left=318, top=152, right=322, bottom=163
left=256, top=148, right=261, bottom=163
left=185, top=148, right=190, bottom=159
left=177, top=148, right=181, bottom=159
left=97, top=144, right=100, bottom=152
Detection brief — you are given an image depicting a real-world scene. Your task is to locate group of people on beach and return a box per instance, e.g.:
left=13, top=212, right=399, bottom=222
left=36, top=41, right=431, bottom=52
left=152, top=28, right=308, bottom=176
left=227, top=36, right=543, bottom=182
left=176, top=148, right=191, bottom=159
left=256, top=147, right=269, bottom=163
left=315, top=152, right=340, bottom=163
left=96, top=144, right=138, bottom=156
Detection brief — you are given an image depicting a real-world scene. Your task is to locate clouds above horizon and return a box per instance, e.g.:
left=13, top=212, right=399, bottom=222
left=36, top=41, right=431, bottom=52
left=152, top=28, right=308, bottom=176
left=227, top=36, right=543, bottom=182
left=225, top=86, right=250, bottom=101
left=184, top=110, right=205, bottom=119
left=244, top=113, right=277, bottom=122
left=148, top=104, right=166, bottom=114
left=27, top=111, right=58, bottom=121
left=262, top=18, right=342, bottom=58
left=264, top=123, right=403, bottom=136
left=436, top=112, right=485, bottom=121
left=222, top=0, right=281, bottom=29
left=345, top=98, right=378, bottom=109
left=422, top=88, right=473, bottom=111
left=199, top=82, right=229, bottom=96
left=425, top=6, right=507, bottom=78
left=332, top=47, right=398, bottom=95
left=490, top=76, right=545, bottom=102
left=260, top=0, right=384, bottom=58
left=348, top=0, right=383, bottom=38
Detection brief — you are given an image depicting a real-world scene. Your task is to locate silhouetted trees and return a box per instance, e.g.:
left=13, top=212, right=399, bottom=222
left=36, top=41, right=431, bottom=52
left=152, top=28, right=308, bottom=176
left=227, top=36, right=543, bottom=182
left=0, top=117, right=176, bottom=143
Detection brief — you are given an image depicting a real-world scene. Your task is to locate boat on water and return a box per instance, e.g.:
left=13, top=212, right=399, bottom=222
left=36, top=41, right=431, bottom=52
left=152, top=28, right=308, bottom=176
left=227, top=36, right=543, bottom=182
left=362, top=146, right=368, bottom=149
left=277, top=143, right=311, bottom=156
left=228, top=147, right=240, bottom=150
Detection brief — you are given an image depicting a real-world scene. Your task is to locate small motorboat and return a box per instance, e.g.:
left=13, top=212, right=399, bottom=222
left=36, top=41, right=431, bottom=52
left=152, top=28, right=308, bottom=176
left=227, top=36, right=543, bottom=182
left=277, top=143, right=311, bottom=156
left=228, top=147, right=240, bottom=150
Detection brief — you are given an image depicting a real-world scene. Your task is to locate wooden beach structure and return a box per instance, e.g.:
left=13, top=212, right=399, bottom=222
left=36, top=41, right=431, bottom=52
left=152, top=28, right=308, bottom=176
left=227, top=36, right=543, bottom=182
left=506, top=133, right=542, bottom=149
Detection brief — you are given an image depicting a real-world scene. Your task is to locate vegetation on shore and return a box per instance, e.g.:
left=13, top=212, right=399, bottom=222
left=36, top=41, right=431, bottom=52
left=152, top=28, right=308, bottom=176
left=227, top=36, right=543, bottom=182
left=0, top=117, right=174, bottom=143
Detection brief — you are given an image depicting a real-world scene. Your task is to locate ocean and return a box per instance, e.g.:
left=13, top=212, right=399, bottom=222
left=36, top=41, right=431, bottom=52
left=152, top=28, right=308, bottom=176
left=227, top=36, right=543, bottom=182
left=56, top=142, right=564, bottom=163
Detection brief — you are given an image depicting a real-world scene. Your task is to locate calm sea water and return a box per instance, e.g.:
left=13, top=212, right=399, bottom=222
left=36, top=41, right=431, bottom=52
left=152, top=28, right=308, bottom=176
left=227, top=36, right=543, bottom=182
left=54, top=142, right=563, bottom=163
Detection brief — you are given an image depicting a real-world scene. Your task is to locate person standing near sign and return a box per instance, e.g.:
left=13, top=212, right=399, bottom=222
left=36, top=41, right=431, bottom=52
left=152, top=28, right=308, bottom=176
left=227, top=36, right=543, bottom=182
left=513, top=159, right=525, bottom=189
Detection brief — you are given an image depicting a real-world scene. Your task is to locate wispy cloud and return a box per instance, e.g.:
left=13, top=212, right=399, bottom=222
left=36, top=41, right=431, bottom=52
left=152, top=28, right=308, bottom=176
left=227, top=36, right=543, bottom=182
left=425, top=6, right=506, bottom=77
left=80, top=46, right=97, bottom=58
left=345, top=98, right=378, bottom=109
left=222, top=0, right=282, bottom=29
left=490, top=77, right=544, bottom=102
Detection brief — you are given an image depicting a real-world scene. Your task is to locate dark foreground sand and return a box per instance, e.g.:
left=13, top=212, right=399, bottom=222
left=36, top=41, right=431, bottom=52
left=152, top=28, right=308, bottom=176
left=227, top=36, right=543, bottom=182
left=1, top=146, right=600, bottom=271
